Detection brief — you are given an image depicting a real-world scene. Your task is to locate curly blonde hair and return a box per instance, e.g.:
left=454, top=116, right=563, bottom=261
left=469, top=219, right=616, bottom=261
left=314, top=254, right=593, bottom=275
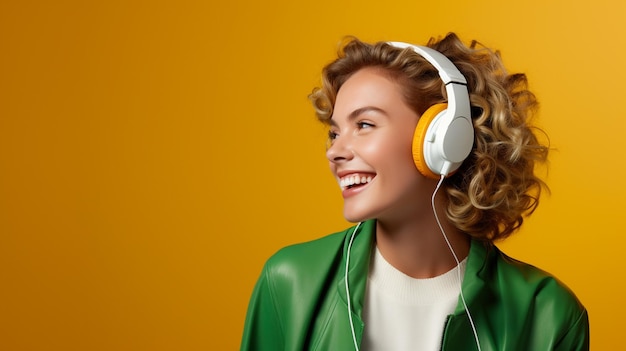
left=309, top=33, right=549, bottom=242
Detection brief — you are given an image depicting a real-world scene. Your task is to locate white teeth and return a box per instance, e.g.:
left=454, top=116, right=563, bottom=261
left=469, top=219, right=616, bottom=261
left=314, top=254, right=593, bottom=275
left=339, top=174, right=374, bottom=190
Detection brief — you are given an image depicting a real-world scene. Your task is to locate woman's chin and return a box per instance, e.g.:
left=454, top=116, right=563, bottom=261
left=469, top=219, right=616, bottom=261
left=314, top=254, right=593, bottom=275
left=342, top=209, right=373, bottom=224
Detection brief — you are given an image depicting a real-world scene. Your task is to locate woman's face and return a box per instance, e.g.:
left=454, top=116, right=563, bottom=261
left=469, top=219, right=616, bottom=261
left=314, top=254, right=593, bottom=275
left=327, top=67, right=434, bottom=223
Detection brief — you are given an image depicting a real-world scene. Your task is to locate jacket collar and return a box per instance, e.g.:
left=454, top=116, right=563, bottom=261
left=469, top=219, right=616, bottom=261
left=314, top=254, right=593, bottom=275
left=336, top=220, right=376, bottom=318
left=454, top=238, right=493, bottom=315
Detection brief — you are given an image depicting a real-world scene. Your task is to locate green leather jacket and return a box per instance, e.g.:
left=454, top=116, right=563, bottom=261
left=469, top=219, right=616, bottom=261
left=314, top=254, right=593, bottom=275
left=241, top=220, right=589, bottom=350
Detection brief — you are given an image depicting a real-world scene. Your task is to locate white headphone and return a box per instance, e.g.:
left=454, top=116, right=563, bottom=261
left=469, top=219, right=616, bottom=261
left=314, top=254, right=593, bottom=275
left=388, top=42, right=474, bottom=179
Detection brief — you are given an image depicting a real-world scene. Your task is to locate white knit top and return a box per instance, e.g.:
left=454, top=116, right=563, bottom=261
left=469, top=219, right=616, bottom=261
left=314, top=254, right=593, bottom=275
left=360, top=246, right=467, bottom=351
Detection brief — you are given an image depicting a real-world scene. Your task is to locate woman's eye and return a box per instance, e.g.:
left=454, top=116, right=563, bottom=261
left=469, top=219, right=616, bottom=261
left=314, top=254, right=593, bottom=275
left=328, top=130, right=339, bottom=141
left=357, top=121, right=374, bottom=129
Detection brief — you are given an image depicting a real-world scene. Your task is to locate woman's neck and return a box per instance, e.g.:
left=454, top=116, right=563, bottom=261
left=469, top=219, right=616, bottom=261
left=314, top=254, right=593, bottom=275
left=374, top=208, right=470, bottom=279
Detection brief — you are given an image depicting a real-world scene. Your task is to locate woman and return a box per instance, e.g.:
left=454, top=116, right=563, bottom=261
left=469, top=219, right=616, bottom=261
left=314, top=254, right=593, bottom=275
left=241, top=32, right=589, bottom=350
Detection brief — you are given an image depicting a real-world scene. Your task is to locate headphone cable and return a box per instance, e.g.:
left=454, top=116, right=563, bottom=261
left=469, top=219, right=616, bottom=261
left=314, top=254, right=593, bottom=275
left=432, top=174, right=481, bottom=351
left=346, top=221, right=362, bottom=351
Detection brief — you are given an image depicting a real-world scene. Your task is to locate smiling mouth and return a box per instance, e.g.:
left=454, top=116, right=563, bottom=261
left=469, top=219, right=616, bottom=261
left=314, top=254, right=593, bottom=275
left=339, top=173, right=375, bottom=191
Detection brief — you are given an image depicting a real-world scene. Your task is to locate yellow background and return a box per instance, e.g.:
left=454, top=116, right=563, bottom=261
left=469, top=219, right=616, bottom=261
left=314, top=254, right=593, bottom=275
left=1, top=0, right=623, bottom=349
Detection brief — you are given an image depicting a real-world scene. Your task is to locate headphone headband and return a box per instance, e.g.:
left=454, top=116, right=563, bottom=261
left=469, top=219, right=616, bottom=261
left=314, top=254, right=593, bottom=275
left=387, top=42, right=467, bottom=84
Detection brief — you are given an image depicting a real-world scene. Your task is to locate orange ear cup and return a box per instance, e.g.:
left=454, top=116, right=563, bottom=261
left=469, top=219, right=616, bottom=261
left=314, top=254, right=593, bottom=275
left=412, top=103, right=448, bottom=179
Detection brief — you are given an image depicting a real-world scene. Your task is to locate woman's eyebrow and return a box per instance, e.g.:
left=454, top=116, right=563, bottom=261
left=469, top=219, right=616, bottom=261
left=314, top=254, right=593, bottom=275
left=329, top=106, right=388, bottom=126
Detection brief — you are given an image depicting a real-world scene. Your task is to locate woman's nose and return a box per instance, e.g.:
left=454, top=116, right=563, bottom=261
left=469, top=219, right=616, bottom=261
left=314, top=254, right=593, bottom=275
left=326, top=135, right=354, bottom=163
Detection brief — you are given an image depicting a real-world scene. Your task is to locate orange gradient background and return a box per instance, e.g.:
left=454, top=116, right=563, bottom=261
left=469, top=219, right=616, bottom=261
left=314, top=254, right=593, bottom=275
left=1, top=1, right=624, bottom=349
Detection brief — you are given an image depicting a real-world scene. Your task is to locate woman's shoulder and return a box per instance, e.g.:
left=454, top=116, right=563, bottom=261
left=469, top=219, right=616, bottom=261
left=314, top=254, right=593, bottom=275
left=483, top=245, right=589, bottom=346
left=261, top=226, right=353, bottom=284
left=484, top=244, right=587, bottom=324
left=490, top=246, right=582, bottom=302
